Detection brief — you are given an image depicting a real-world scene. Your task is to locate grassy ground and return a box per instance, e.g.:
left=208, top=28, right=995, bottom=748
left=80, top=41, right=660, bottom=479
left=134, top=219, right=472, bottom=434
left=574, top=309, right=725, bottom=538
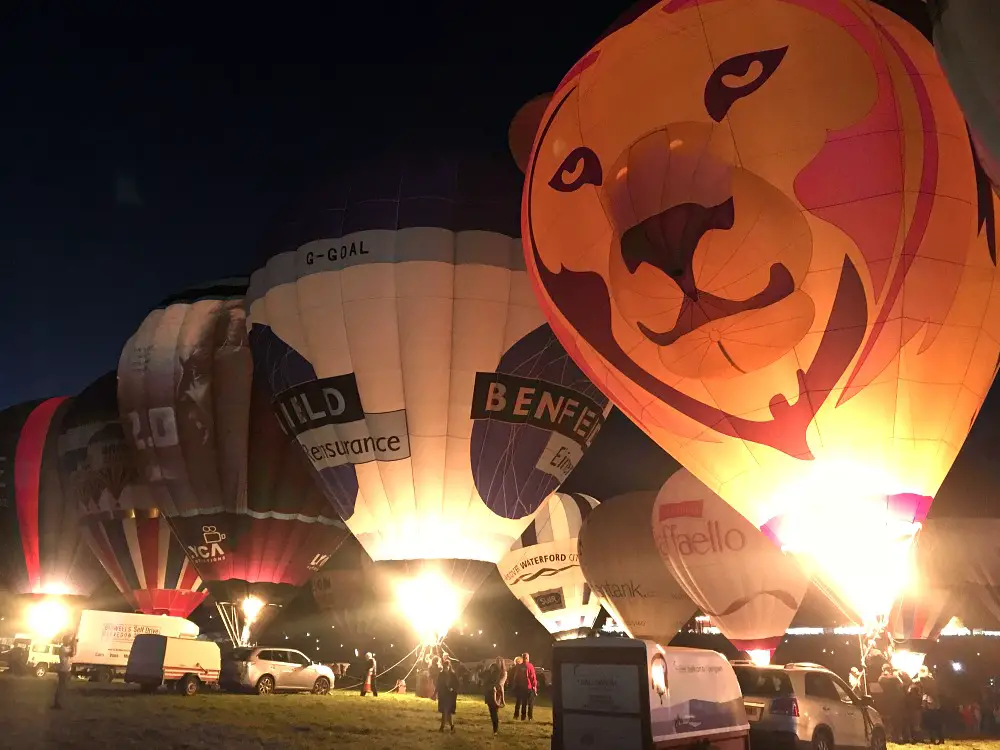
left=0, top=674, right=552, bottom=749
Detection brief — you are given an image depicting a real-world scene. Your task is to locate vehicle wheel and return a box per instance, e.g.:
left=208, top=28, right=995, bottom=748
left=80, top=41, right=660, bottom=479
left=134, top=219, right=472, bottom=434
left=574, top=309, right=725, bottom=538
left=178, top=675, right=200, bottom=696
left=870, top=729, right=887, bottom=750
left=95, top=667, right=113, bottom=684
left=813, top=729, right=834, bottom=750
left=255, top=675, right=275, bottom=695
left=312, top=677, right=331, bottom=695
left=33, top=664, right=47, bottom=678
left=139, top=682, right=159, bottom=694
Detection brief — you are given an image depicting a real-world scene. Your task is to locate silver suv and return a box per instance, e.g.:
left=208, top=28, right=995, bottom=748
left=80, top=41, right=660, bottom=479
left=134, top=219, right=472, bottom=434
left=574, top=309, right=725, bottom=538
left=221, top=647, right=335, bottom=695
left=732, top=661, right=886, bottom=750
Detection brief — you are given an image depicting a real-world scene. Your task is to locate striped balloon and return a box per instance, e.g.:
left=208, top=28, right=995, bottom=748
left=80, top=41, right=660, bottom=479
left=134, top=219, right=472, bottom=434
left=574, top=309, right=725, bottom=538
left=498, top=492, right=600, bottom=640
left=889, top=520, right=967, bottom=645
left=83, top=514, right=206, bottom=617
left=0, top=397, right=103, bottom=598
left=57, top=371, right=207, bottom=617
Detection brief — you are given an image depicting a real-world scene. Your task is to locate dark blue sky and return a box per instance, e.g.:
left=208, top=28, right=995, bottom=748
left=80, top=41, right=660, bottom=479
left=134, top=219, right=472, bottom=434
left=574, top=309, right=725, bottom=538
left=0, top=2, right=637, bottom=408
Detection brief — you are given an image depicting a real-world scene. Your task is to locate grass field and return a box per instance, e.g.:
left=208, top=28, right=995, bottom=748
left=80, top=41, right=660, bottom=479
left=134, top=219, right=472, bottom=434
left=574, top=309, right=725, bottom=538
left=0, top=673, right=552, bottom=749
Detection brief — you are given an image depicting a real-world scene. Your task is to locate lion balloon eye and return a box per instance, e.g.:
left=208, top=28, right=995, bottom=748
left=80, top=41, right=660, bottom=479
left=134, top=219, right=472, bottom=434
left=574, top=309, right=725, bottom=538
left=548, top=146, right=604, bottom=192
left=704, top=46, right=789, bottom=123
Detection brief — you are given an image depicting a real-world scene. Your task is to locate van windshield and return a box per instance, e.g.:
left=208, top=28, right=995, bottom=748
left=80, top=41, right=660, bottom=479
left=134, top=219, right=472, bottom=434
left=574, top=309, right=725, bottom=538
left=734, top=667, right=793, bottom=697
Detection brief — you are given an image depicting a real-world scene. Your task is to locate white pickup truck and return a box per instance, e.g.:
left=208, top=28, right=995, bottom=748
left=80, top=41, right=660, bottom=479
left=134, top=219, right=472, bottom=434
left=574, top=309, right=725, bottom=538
left=73, top=610, right=200, bottom=683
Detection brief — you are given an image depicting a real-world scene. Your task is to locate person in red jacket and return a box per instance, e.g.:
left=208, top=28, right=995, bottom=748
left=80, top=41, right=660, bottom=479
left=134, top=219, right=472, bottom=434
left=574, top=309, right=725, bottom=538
left=515, top=652, right=537, bottom=721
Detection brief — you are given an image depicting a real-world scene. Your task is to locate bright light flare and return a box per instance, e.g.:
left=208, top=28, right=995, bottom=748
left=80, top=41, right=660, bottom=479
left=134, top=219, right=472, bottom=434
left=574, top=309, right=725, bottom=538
left=891, top=650, right=926, bottom=678
left=746, top=649, right=774, bottom=667
left=394, top=570, right=462, bottom=643
left=765, top=470, right=923, bottom=625
left=241, top=596, right=265, bottom=624
left=25, top=599, right=69, bottom=641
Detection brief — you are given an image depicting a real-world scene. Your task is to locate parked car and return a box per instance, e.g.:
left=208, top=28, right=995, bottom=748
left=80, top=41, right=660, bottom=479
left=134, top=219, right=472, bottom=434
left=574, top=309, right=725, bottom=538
left=731, top=660, right=886, bottom=750
left=24, top=641, right=62, bottom=678
left=125, top=634, right=221, bottom=695
left=220, top=647, right=335, bottom=695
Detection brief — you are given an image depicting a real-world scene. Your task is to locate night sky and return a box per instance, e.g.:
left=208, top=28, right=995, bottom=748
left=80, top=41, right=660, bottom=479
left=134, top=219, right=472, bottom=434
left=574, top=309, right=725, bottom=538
left=0, top=1, right=994, bottom=513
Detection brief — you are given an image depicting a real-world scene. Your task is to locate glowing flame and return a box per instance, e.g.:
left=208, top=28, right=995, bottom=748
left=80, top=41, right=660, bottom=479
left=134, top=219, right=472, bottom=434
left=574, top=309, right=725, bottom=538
left=650, top=649, right=668, bottom=705
left=891, top=650, right=926, bottom=679
left=394, top=570, right=462, bottom=643
left=746, top=649, right=773, bottom=667
left=239, top=596, right=265, bottom=645
left=242, top=596, right=265, bottom=623
left=765, top=467, right=923, bottom=625
left=25, top=599, right=70, bottom=641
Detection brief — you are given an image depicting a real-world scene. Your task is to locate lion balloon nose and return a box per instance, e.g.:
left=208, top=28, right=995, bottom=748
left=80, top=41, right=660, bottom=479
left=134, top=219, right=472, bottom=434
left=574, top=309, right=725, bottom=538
left=602, top=127, right=735, bottom=299
left=620, top=199, right=736, bottom=300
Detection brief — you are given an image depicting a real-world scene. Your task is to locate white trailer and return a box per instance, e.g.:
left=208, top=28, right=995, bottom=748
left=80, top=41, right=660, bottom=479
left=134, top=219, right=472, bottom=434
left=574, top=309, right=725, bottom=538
left=125, top=634, right=221, bottom=695
left=73, top=610, right=200, bottom=682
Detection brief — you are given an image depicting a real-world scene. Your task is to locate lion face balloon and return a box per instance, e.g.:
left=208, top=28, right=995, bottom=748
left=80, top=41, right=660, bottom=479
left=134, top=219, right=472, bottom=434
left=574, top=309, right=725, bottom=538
left=523, top=0, right=1000, bottom=528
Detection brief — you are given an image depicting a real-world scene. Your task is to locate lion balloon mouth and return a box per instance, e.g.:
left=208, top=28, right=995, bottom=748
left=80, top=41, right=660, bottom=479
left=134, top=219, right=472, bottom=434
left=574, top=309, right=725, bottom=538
left=637, top=262, right=796, bottom=347
left=620, top=198, right=736, bottom=295
left=618, top=197, right=796, bottom=348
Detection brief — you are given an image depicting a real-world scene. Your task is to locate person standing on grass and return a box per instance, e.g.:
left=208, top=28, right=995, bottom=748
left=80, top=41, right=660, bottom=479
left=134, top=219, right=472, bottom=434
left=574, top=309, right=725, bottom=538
left=511, top=656, right=525, bottom=716
left=51, top=634, right=76, bottom=710
left=484, top=663, right=503, bottom=735
left=437, top=659, right=459, bottom=732
left=361, top=652, right=378, bottom=697
left=515, top=652, right=537, bottom=721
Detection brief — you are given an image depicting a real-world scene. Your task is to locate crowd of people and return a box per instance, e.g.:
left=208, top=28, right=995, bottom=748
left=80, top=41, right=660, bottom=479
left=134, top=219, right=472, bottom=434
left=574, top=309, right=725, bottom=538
left=404, top=648, right=539, bottom=734
left=853, top=620, right=943, bottom=744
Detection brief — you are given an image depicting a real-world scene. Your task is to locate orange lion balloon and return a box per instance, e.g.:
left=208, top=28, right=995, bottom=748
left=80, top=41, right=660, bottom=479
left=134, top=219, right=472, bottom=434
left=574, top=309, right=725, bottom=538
left=522, top=0, right=1000, bottom=610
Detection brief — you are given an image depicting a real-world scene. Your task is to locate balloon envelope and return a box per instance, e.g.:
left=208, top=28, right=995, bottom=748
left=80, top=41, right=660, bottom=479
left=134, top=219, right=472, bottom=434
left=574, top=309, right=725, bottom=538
left=521, top=0, right=1000, bottom=622
left=578, top=490, right=694, bottom=644
left=56, top=371, right=207, bottom=618
left=499, top=492, right=600, bottom=640
left=0, top=398, right=102, bottom=598
left=310, top=535, right=381, bottom=639
left=888, top=520, right=965, bottom=644
left=117, top=280, right=350, bottom=616
left=247, top=153, right=610, bottom=622
left=930, top=0, right=1000, bottom=190
left=654, top=470, right=809, bottom=656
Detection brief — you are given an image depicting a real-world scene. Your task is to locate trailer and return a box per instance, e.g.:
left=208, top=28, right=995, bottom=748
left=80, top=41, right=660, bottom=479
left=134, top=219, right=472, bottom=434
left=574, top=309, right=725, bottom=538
left=73, top=610, right=199, bottom=682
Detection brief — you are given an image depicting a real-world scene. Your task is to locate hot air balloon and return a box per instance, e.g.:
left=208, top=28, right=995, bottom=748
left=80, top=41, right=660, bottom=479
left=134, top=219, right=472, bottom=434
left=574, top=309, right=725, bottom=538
left=498, top=492, right=600, bottom=640
left=926, top=0, right=1000, bottom=191
left=247, top=153, right=610, bottom=641
left=117, top=280, right=351, bottom=644
left=654, top=470, right=811, bottom=664
left=578, top=490, right=695, bottom=644
left=56, top=371, right=207, bottom=618
left=521, top=0, right=1000, bottom=625
left=887, top=520, right=966, bottom=676
left=310, top=535, right=381, bottom=640
left=0, top=397, right=104, bottom=638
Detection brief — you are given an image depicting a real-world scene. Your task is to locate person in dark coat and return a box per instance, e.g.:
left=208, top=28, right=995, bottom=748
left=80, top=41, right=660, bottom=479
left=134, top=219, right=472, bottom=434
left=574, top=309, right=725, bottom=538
left=437, top=659, right=458, bottom=732
left=901, top=671, right=922, bottom=743
left=484, top=663, right=503, bottom=735
left=429, top=656, right=442, bottom=701
left=878, top=665, right=905, bottom=743
left=918, top=665, right=945, bottom=744
left=51, top=635, right=76, bottom=710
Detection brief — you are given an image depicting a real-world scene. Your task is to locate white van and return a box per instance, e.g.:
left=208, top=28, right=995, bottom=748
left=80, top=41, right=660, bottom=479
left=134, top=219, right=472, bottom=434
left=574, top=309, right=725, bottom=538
left=73, top=610, right=200, bottom=682
left=552, top=638, right=750, bottom=750
left=125, top=634, right=221, bottom=695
